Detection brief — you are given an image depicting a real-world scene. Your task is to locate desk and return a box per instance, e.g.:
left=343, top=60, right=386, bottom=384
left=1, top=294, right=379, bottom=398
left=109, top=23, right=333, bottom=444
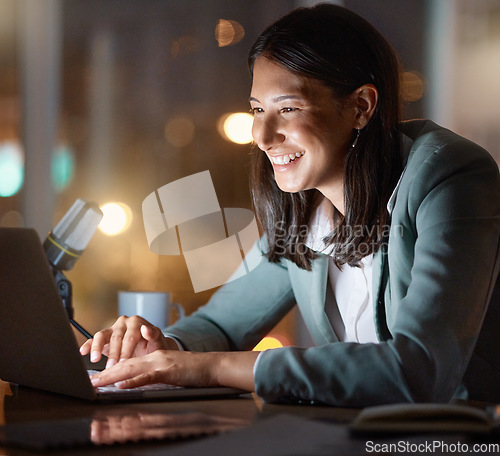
left=1, top=379, right=500, bottom=456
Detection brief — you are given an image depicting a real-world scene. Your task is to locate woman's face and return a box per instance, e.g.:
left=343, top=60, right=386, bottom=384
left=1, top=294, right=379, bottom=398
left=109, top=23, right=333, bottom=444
left=250, top=57, right=357, bottom=204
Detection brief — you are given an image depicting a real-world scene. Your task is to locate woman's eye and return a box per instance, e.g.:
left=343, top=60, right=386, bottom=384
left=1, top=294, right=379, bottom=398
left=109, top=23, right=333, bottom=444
left=280, top=107, right=297, bottom=113
left=250, top=107, right=264, bottom=115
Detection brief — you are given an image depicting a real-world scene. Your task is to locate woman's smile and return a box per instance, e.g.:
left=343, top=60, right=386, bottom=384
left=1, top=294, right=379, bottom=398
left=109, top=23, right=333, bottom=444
left=269, top=151, right=305, bottom=166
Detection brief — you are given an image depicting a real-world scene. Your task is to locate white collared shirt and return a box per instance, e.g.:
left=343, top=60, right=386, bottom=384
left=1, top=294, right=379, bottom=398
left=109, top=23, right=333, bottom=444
left=326, top=254, right=376, bottom=343
left=305, top=203, right=378, bottom=343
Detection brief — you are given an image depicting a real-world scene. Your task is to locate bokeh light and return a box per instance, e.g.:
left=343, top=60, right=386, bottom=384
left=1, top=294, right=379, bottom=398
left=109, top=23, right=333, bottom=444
left=215, top=19, right=245, bottom=47
left=52, top=144, right=75, bottom=192
left=0, top=210, right=24, bottom=227
left=98, top=202, right=132, bottom=236
left=0, top=141, right=24, bottom=197
left=170, top=35, right=200, bottom=58
left=218, top=112, right=253, bottom=144
left=164, top=115, right=195, bottom=148
left=253, top=335, right=289, bottom=352
left=402, top=71, right=425, bottom=102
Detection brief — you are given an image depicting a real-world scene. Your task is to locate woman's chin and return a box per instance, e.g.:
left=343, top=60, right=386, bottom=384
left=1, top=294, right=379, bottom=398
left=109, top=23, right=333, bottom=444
left=274, top=178, right=305, bottom=194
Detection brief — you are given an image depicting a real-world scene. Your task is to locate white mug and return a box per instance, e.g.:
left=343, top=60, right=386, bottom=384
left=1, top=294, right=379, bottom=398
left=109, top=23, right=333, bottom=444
left=118, top=291, right=185, bottom=329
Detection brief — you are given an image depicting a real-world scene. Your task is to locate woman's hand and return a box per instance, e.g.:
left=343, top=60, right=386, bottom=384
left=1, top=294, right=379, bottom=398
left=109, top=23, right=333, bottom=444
left=79, top=316, right=179, bottom=369
left=89, top=350, right=259, bottom=392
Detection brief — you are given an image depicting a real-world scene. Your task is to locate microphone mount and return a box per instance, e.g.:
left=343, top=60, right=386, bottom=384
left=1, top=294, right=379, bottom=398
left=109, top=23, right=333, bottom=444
left=52, top=267, right=93, bottom=339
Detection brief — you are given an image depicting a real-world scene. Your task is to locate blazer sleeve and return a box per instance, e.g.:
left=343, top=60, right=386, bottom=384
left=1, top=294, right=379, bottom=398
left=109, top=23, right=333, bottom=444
left=254, top=134, right=500, bottom=406
left=164, top=237, right=297, bottom=352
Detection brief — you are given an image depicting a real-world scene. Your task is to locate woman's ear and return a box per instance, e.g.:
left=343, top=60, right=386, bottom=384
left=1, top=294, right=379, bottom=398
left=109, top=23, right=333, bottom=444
left=353, top=84, right=378, bottom=129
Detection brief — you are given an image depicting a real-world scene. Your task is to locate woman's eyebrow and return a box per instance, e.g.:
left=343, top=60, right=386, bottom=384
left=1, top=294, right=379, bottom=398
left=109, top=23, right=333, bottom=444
left=249, top=95, right=303, bottom=103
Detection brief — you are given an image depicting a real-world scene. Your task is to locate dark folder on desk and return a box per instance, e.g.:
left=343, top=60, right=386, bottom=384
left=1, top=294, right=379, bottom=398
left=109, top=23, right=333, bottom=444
left=0, top=227, right=245, bottom=402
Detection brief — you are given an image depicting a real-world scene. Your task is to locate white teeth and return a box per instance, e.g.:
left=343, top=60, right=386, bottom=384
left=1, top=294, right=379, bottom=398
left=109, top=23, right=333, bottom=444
left=271, top=151, right=304, bottom=165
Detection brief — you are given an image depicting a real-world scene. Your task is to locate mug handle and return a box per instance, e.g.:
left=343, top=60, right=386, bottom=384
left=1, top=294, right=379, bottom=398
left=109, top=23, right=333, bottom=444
left=171, top=302, right=185, bottom=321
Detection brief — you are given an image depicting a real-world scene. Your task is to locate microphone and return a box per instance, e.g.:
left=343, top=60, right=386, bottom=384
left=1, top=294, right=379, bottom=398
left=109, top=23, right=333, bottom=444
left=44, top=199, right=103, bottom=271
left=44, top=199, right=103, bottom=339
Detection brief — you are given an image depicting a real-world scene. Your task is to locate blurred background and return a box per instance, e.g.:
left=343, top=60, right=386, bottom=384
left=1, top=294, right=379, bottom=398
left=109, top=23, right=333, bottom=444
left=0, top=0, right=499, bottom=348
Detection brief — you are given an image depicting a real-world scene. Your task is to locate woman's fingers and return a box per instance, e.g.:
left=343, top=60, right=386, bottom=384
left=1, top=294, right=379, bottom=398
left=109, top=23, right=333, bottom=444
left=109, top=317, right=145, bottom=364
left=79, top=330, right=110, bottom=360
left=90, top=350, right=195, bottom=388
left=90, top=352, right=159, bottom=388
left=80, top=328, right=114, bottom=363
left=79, top=316, right=166, bottom=367
left=79, top=338, right=93, bottom=356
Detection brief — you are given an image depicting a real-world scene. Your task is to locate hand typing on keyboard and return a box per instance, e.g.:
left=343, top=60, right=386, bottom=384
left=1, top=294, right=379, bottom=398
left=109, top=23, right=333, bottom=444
left=87, top=370, right=182, bottom=392
left=81, top=315, right=257, bottom=393
left=79, top=315, right=179, bottom=369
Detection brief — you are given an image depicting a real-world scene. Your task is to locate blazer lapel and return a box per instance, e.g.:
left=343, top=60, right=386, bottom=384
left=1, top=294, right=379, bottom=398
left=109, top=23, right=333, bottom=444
left=309, top=255, right=339, bottom=344
left=292, top=254, right=338, bottom=345
left=372, top=246, right=392, bottom=341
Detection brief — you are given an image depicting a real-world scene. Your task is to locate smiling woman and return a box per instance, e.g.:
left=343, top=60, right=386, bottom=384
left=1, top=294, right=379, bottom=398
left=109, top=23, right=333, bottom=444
left=82, top=4, right=500, bottom=408
left=248, top=7, right=402, bottom=270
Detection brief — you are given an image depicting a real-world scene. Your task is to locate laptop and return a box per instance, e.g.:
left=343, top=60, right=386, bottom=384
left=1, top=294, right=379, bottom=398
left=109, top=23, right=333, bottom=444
left=0, top=227, right=246, bottom=401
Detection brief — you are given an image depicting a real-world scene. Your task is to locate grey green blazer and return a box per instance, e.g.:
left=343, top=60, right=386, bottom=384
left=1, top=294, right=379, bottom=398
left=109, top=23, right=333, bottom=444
left=166, top=120, right=500, bottom=406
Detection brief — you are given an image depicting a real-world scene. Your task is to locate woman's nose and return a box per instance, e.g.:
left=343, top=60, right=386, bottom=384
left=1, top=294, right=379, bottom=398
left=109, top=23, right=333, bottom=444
left=252, top=117, right=285, bottom=151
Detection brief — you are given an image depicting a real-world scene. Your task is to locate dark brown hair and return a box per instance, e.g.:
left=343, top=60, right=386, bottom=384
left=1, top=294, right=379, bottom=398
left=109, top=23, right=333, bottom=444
left=248, top=4, right=403, bottom=269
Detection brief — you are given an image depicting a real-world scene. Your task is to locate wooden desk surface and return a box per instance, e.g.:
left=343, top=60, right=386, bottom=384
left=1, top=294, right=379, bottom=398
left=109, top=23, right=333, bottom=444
left=0, top=378, right=359, bottom=455
left=1, top=379, right=499, bottom=456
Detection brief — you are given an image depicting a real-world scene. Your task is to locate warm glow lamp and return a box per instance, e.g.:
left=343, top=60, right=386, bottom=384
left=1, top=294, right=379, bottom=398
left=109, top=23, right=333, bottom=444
left=219, top=112, right=253, bottom=145
left=98, top=202, right=132, bottom=236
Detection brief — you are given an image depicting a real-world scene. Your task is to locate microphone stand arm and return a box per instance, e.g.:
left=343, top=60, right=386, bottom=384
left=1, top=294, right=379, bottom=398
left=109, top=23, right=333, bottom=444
left=53, top=269, right=93, bottom=339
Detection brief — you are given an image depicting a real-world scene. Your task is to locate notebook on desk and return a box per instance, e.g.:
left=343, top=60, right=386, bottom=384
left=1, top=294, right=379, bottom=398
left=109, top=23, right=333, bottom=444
left=0, top=228, right=246, bottom=402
